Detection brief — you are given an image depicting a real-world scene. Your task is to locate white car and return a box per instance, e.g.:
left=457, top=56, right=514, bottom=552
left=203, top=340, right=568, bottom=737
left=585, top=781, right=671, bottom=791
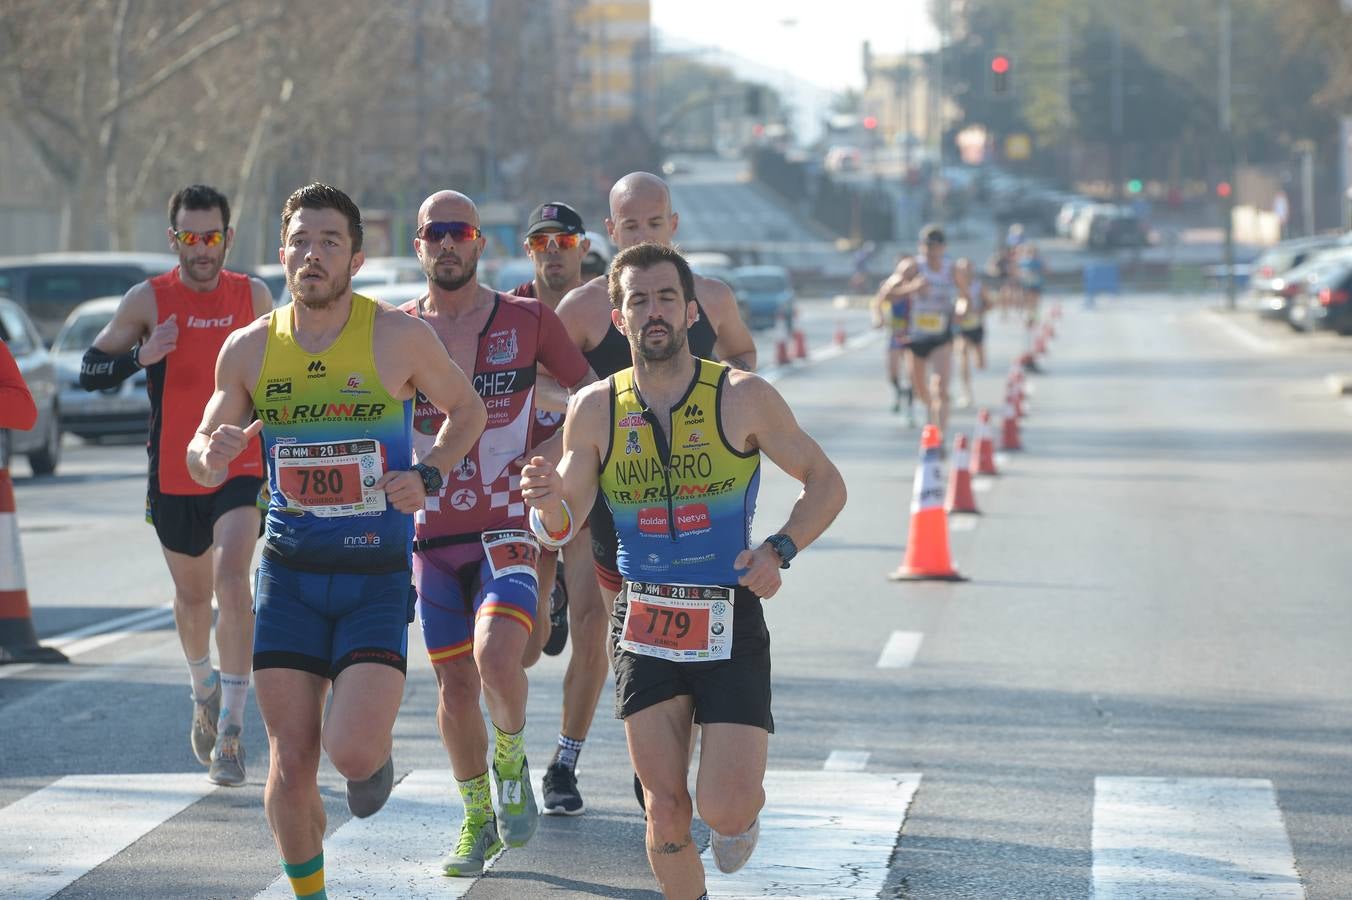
left=0, top=297, right=61, bottom=473
left=49, top=297, right=150, bottom=442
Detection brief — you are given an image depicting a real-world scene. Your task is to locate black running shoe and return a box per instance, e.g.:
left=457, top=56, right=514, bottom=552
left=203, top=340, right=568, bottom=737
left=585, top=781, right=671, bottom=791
left=543, top=568, right=569, bottom=657
left=541, top=762, right=584, bottom=816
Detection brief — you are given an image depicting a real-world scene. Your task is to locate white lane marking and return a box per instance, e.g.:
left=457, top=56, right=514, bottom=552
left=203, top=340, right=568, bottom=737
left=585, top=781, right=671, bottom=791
left=948, top=517, right=978, bottom=532
left=0, top=773, right=217, bottom=900
left=0, top=604, right=175, bottom=681
left=876, top=631, right=924, bottom=669
left=1092, top=776, right=1304, bottom=899
left=1323, top=373, right=1348, bottom=396
left=995, top=452, right=1010, bottom=468
left=824, top=750, right=871, bottom=772
left=973, top=477, right=995, bottom=493
left=702, top=771, right=922, bottom=899
left=1205, top=311, right=1282, bottom=355
left=253, top=769, right=534, bottom=898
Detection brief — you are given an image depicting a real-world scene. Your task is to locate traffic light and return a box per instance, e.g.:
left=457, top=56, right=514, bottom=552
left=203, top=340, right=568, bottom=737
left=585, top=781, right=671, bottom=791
left=990, top=54, right=1012, bottom=97
left=1216, top=181, right=1232, bottom=199
left=862, top=116, right=878, bottom=130
left=746, top=85, right=763, bottom=116
left=1127, top=179, right=1143, bottom=194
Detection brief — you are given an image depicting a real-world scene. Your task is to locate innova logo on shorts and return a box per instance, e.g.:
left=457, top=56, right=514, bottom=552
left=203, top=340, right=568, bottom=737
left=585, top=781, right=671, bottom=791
left=343, top=532, right=381, bottom=547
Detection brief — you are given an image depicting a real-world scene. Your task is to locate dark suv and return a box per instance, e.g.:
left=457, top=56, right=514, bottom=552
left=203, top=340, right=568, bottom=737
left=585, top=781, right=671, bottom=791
left=0, top=253, right=179, bottom=343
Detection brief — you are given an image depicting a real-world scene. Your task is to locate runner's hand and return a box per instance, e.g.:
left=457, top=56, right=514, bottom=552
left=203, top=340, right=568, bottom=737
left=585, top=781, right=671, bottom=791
left=735, top=544, right=784, bottom=599
left=138, top=314, right=179, bottom=366
left=201, top=419, right=263, bottom=478
left=376, top=470, right=425, bottom=514
left=520, top=455, right=564, bottom=515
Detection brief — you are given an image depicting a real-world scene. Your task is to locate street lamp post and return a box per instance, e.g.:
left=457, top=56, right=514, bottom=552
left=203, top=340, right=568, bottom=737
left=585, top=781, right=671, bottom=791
left=1219, top=0, right=1235, bottom=310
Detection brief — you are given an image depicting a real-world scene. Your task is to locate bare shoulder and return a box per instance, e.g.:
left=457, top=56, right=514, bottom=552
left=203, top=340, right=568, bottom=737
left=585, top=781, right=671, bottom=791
left=374, top=298, right=431, bottom=338
left=570, top=378, right=611, bottom=417
left=558, top=275, right=609, bottom=315
left=120, top=280, right=158, bottom=317
left=725, top=367, right=776, bottom=400
left=693, top=273, right=736, bottom=308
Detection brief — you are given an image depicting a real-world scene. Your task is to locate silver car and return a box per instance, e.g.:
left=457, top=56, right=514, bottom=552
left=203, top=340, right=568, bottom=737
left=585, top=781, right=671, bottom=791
left=0, top=297, right=61, bottom=475
left=50, top=297, right=150, bottom=441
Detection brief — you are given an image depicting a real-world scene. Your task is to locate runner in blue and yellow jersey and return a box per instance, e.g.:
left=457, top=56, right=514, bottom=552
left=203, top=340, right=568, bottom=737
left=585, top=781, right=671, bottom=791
left=521, top=242, right=846, bottom=900
left=871, top=255, right=917, bottom=424
left=188, top=183, right=486, bottom=900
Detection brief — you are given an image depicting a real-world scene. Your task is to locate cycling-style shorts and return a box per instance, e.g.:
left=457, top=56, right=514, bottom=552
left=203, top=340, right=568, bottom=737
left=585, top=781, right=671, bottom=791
left=415, top=539, right=539, bottom=664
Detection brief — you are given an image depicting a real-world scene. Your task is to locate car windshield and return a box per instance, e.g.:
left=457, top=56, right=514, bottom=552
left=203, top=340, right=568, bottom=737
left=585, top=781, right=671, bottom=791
left=53, top=311, right=114, bottom=354
left=737, top=274, right=788, bottom=292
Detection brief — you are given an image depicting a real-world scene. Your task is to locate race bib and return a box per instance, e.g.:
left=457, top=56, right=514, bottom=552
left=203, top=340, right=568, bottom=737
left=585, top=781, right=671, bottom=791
left=913, top=312, right=945, bottom=334
left=481, top=529, right=540, bottom=580
left=275, top=439, right=387, bottom=517
left=619, top=582, right=732, bottom=662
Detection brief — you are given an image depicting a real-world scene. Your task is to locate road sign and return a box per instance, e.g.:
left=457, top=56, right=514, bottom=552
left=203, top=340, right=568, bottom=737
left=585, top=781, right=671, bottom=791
left=1004, top=133, right=1031, bottom=161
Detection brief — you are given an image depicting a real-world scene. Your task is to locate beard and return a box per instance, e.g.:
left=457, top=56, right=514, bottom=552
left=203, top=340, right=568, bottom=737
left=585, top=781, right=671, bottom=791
left=288, top=265, right=351, bottom=310
left=634, top=319, right=686, bottom=362
left=426, top=249, right=479, bottom=291
left=181, top=252, right=224, bottom=284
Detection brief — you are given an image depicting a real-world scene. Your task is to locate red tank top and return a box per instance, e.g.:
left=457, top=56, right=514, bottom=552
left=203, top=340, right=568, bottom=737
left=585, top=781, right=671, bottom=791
left=147, top=269, right=263, bottom=494
left=404, top=292, right=588, bottom=538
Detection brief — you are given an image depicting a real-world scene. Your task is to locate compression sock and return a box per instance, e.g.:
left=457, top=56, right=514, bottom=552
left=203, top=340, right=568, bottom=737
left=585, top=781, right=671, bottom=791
left=219, top=672, right=250, bottom=731
left=552, top=733, right=585, bottom=771
left=282, top=851, right=326, bottom=899
left=186, top=654, right=217, bottom=702
left=458, top=771, right=493, bottom=823
left=493, top=723, right=527, bottom=779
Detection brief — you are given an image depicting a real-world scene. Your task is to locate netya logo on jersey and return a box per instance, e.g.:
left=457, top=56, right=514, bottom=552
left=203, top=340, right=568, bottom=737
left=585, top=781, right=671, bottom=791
left=261, top=402, right=387, bottom=423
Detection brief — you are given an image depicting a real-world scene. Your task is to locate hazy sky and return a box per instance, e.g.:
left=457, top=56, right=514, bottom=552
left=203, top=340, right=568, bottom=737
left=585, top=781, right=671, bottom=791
left=650, top=0, right=940, bottom=94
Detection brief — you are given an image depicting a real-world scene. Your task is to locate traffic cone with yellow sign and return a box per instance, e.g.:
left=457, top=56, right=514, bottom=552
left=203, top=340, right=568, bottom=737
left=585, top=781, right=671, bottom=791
left=888, top=425, right=966, bottom=582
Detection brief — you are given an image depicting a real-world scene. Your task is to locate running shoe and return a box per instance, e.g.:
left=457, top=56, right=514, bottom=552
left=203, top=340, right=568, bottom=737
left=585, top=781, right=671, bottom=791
left=710, top=817, right=760, bottom=874
left=890, top=392, right=902, bottom=413
left=542, top=571, right=569, bottom=657
left=346, top=756, right=394, bottom=818
left=441, top=816, right=503, bottom=877
left=541, top=762, right=584, bottom=816
left=208, top=725, right=246, bottom=787
left=492, top=758, right=538, bottom=847
left=190, top=682, right=220, bottom=766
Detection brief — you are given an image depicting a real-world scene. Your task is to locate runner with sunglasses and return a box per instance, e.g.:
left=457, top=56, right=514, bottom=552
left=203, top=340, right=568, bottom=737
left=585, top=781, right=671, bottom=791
left=550, top=172, right=758, bottom=818
left=402, top=191, right=591, bottom=876
left=79, top=184, right=273, bottom=787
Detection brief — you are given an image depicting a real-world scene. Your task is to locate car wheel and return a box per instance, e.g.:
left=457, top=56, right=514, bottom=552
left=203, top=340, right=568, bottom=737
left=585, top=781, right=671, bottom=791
left=27, top=408, right=61, bottom=476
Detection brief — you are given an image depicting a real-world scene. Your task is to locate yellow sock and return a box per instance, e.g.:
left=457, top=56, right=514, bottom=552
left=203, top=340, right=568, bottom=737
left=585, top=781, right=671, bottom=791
left=282, top=851, right=326, bottom=899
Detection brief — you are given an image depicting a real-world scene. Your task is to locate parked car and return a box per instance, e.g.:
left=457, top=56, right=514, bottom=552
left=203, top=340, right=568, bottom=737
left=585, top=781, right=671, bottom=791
left=350, top=256, right=426, bottom=291
left=1246, top=235, right=1344, bottom=321
left=731, top=265, right=795, bottom=331
left=0, top=252, right=178, bottom=343
left=1088, top=209, right=1148, bottom=250
left=361, top=282, right=430, bottom=307
left=252, top=263, right=289, bottom=306
left=1288, top=257, right=1352, bottom=335
left=491, top=258, right=538, bottom=293
left=1055, top=197, right=1093, bottom=237
left=0, top=297, right=61, bottom=474
left=686, top=252, right=737, bottom=289
left=48, top=297, right=150, bottom=441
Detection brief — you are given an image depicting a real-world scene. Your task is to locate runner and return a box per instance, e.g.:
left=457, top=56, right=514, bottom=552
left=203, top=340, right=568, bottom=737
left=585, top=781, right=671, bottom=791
left=0, top=339, right=36, bottom=430
left=1017, top=241, right=1045, bottom=325
left=885, top=224, right=969, bottom=437
left=510, top=201, right=599, bottom=671
left=521, top=242, right=846, bottom=899
left=187, top=182, right=486, bottom=900
left=953, top=257, right=990, bottom=410
left=871, top=256, right=917, bottom=425
left=401, top=190, right=591, bottom=876
left=550, top=171, right=758, bottom=816
left=79, top=184, right=272, bottom=786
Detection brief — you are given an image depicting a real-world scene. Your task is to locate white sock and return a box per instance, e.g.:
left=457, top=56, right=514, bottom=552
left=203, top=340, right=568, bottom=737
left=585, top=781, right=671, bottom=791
left=219, top=672, right=250, bottom=731
left=187, top=654, right=217, bottom=701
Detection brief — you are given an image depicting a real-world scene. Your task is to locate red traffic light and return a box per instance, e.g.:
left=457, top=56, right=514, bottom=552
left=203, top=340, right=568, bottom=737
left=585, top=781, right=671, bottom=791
left=991, top=55, right=1011, bottom=75
left=1216, top=181, right=1232, bottom=198
left=863, top=116, right=878, bottom=130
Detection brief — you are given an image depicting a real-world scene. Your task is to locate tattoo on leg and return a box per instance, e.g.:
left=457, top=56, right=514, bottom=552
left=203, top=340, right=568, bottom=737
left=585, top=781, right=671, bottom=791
left=648, top=834, right=692, bottom=855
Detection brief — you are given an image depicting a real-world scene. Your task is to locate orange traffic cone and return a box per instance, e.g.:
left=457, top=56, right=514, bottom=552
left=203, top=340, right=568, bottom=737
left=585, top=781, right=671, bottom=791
left=0, top=467, right=66, bottom=664
left=1000, top=401, right=1023, bottom=451
left=1006, top=378, right=1026, bottom=419
left=971, top=409, right=999, bottom=476
left=834, top=320, right=847, bottom=347
left=775, top=339, right=791, bottom=366
left=793, top=329, right=807, bottom=360
left=888, top=425, right=966, bottom=582
left=945, top=433, right=980, bottom=515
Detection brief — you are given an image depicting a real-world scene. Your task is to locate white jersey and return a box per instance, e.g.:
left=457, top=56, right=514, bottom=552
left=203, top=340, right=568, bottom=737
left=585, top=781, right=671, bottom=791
left=910, top=257, right=956, bottom=339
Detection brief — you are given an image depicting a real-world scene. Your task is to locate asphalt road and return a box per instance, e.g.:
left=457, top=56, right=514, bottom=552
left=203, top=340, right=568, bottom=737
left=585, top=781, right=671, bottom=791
left=2, top=293, right=1350, bottom=899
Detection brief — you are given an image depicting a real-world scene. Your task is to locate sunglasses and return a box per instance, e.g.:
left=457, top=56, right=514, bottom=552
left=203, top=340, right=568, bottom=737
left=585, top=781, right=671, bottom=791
left=417, top=221, right=482, bottom=243
left=174, top=229, right=224, bottom=247
left=525, top=232, right=583, bottom=252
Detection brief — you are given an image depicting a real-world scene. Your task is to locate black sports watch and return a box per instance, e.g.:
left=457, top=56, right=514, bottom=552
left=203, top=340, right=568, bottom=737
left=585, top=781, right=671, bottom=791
left=763, top=533, right=797, bottom=569
left=410, top=462, right=443, bottom=496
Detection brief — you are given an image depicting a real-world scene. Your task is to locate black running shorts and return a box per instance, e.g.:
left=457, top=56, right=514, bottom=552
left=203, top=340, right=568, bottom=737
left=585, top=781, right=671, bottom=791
left=908, top=336, right=952, bottom=359
left=611, top=584, right=774, bottom=732
left=146, top=475, right=265, bottom=557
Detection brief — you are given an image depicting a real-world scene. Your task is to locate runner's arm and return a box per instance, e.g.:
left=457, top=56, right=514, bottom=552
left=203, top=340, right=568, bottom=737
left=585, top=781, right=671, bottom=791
left=522, top=384, right=606, bottom=538
left=0, top=341, right=37, bottom=431
left=187, top=329, right=262, bottom=488
left=404, top=317, right=487, bottom=483
left=80, top=282, right=156, bottom=390
left=699, top=277, right=756, bottom=371
left=248, top=277, right=275, bottom=319
left=534, top=301, right=598, bottom=412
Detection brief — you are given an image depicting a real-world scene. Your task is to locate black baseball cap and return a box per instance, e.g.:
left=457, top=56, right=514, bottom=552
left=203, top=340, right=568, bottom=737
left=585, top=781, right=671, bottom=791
left=920, top=223, right=946, bottom=245
left=526, top=201, right=585, bottom=236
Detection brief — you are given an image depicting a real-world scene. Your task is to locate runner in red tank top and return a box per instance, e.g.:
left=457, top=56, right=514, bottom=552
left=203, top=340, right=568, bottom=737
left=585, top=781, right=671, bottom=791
left=78, top=185, right=273, bottom=787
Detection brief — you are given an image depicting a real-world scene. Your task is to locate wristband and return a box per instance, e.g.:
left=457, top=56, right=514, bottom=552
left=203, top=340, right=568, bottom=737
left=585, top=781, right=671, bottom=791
left=79, top=346, right=141, bottom=391
left=529, top=501, right=574, bottom=549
